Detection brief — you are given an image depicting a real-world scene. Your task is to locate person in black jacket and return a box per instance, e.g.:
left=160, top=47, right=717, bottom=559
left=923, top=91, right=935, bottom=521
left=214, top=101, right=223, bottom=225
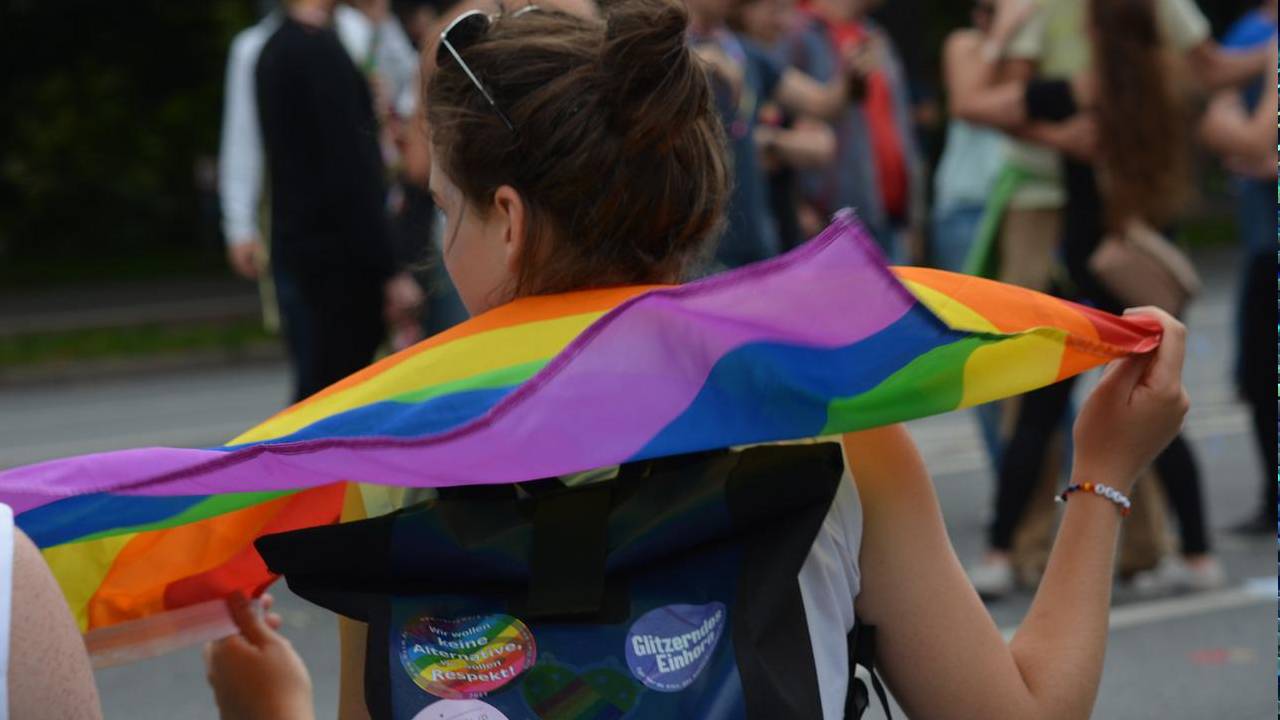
left=256, top=0, right=423, bottom=401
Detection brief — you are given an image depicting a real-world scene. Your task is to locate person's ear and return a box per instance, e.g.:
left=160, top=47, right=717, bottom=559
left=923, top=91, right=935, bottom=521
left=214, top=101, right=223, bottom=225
left=493, top=185, right=528, bottom=276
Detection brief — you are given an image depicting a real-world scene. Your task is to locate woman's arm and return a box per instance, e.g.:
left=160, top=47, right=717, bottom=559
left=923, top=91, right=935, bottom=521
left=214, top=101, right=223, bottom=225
left=946, top=0, right=1040, bottom=129
left=945, top=30, right=1027, bottom=128
left=774, top=66, right=856, bottom=122
left=850, top=309, right=1188, bottom=720
left=1199, top=56, right=1278, bottom=177
left=1185, top=39, right=1275, bottom=92
left=756, top=119, right=837, bottom=169
left=773, top=32, right=883, bottom=121
left=9, top=529, right=103, bottom=720
left=338, top=617, right=374, bottom=720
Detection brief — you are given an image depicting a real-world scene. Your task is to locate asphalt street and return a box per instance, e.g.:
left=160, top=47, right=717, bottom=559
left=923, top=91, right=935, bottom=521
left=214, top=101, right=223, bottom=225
left=1, top=248, right=1273, bottom=719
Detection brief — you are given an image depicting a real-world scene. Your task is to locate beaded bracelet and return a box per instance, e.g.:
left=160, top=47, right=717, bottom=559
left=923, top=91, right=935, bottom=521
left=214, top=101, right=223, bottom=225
left=1055, top=482, right=1132, bottom=517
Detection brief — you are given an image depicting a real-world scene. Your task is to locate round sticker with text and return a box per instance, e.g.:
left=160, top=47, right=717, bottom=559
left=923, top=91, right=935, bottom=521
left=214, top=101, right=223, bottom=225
left=400, top=614, right=537, bottom=699
left=624, top=602, right=726, bottom=692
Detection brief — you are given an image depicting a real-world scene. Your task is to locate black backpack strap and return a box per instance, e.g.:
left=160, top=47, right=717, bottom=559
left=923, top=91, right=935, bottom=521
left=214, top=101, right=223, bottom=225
left=846, top=618, right=892, bottom=719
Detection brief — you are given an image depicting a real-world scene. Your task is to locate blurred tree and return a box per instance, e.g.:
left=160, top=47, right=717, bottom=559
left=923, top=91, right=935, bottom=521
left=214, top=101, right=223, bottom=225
left=0, top=0, right=258, bottom=285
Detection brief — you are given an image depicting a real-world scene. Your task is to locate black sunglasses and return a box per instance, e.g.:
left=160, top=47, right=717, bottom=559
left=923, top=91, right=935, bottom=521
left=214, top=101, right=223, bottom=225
left=436, top=6, right=538, bottom=133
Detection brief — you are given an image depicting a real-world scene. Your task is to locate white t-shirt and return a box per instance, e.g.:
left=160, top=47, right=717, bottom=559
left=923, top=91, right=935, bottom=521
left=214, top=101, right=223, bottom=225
left=799, top=467, right=865, bottom=719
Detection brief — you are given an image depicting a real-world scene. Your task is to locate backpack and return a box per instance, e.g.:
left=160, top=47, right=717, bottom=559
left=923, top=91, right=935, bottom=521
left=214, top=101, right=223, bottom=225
left=258, top=443, right=892, bottom=719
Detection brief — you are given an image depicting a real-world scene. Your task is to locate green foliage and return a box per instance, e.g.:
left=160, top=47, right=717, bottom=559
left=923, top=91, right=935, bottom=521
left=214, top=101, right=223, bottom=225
left=0, top=319, right=275, bottom=368
left=0, top=0, right=258, bottom=277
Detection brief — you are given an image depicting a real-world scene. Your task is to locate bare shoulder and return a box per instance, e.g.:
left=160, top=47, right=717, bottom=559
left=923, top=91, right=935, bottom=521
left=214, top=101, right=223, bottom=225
left=840, top=425, right=935, bottom=508
left=9, top=529, right=103, bottom=720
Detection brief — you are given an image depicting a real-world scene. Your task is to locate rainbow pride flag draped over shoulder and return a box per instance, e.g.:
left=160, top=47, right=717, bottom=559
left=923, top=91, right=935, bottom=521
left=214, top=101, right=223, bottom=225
left=1, top=213, right=1159, bottom=654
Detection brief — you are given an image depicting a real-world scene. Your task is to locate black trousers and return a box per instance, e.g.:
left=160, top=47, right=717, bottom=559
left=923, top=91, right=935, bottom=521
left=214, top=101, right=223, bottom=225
left=1238, top=250, right=1277, bottom=518
left=989, top=374, right=1210, bottom=555
left=274, top=263, right=386, bottom=403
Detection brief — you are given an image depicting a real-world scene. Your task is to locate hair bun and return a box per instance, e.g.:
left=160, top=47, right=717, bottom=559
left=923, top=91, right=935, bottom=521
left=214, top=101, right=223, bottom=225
left=599, top=0, right=708, bottom=153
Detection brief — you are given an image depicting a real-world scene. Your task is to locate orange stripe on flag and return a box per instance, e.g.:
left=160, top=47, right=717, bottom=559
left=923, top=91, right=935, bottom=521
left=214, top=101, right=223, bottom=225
left=162, top=484, right=345, bottom=611
left=85, top=494, right=296, bottom=630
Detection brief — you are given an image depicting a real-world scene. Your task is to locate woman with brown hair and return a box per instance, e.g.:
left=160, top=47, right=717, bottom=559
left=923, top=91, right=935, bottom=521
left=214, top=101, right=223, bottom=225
left=958, top=0, right=1223, bottom=594
left=203, top=0, right=1192, bottom=717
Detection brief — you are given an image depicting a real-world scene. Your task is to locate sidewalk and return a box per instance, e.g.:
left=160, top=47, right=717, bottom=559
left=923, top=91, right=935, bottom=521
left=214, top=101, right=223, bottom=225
left=0, top=277, right=260, bottom=337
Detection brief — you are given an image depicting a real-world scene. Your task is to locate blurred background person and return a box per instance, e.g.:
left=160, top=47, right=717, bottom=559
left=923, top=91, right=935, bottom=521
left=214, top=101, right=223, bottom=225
left=1200, top=17, right=1277, bottom=534
left=932, top=0, right=1007, bottom=274
left=955, top=0, right=1275, bottom=595
left=778, top=0, right=927, bottom=262
left=255, top=0, right=423, bottom=402
left=958, top=0, right=1231, bottom=596
left=728, top=0, right=838, bottom=252
left=686, top=0, right=865, bottom=270
left=387, top=0, right=472, bottom=341
left=219, top=0, right=419, bottom=280
left=219, top=9, right=281, bottom=284
left=928, top=0, right=1013, bottom=501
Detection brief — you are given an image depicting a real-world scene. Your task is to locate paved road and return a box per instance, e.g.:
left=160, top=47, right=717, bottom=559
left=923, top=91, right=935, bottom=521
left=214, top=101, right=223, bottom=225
left=1, top=248, right=1272, bottom=719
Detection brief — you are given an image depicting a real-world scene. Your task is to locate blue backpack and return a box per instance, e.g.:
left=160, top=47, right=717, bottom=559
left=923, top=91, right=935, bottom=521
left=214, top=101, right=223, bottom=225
left=259, top=443, right=891, bottom=719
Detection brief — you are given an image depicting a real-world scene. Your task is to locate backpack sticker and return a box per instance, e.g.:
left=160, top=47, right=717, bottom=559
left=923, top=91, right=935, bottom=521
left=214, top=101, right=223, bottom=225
left=624, top=602, right=727, bottom=692
left=521, top=658, right=641, bottom=718
left=400, top=614, right=538, bottom=699
left=411, top=699, right=510, bottom=720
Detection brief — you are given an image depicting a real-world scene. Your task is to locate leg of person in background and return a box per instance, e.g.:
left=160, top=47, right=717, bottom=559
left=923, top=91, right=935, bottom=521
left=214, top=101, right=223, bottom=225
left=932, top=203, right=1007, bottom=467
left=931, top=204, right=985, bottom=273
left=1231, top=247, right=1278, bottom=532
left=277, top=265, right=386, bottom=402
left=1131, top=435, right=1227, bottom=591
left=996, top=207, right=1059, bottom=292
left=974, top=376, right=1075, bottom=598
left=272, top=268, right=321, bottom=404
left=303, top=267, right=386, bottom=399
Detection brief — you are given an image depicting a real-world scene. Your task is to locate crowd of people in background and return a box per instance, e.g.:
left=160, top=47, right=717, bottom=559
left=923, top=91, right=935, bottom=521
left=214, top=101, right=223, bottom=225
left=217, top=0, right=1276, bottom=600
left=0, top=0, right=1274, bottom=718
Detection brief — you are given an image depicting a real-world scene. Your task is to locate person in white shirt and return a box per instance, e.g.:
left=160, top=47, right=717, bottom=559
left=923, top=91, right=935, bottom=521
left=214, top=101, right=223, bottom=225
left=217, top=2, right=422, bottom=280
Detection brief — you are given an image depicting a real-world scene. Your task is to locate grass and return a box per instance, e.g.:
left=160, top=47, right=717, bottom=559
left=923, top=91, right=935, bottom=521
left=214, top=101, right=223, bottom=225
left=0, top=318, right=276, bottom=368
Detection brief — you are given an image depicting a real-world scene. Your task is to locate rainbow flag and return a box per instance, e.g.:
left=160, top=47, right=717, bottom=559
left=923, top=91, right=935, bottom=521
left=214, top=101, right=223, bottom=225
left=1, top=212, right=1159, bottom=655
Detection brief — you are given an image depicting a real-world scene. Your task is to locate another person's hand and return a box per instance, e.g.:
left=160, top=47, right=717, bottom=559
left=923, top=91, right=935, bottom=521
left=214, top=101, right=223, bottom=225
left=693, top=44, right=744, bottom=98
left=205, top=593, right=314, bottom=720
left=1042, top=115, right=1097, bottom=161
left=384, top=272, right=426, bottom=328
left=1200, top=91, right=1249, bottom=143
left=840, top=36, right=880, bottom=98
left=227, top=237, right=265, bottom=280
left=1072, top=307, right=1190, bottom=494
left=370, top=73, right=393, bottom=124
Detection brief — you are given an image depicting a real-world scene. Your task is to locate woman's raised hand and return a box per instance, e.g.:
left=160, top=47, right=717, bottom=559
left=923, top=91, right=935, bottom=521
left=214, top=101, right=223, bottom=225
left=1072, top=306, right=1190, bottom=494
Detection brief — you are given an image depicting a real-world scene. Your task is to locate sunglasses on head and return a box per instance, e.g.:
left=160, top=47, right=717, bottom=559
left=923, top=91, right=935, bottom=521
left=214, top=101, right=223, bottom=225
left=436, top=5, right=539, bottom=134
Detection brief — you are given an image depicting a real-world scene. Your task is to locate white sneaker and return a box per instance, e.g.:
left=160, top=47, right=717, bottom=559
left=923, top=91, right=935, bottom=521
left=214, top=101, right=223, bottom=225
left=1132, top=556, right=1227, bottom=594
left=969, top=557, right=1016, bottom=599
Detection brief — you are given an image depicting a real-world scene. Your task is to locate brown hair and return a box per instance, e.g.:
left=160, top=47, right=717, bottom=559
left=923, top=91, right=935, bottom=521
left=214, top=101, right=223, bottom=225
left=1089, top=0, right=1190, bottom=230
left=426, top=0, right=730, bottom=297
